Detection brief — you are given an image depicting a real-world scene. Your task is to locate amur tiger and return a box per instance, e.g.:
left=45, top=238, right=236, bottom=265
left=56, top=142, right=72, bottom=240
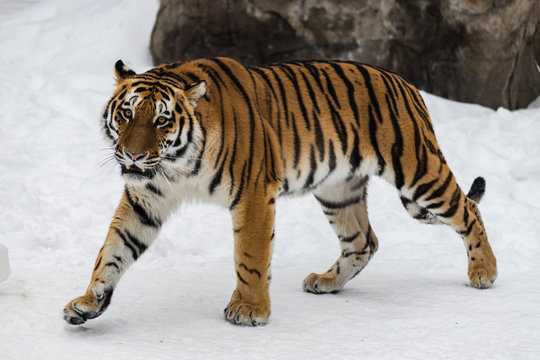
left=64, top=57, right=497, bottom=326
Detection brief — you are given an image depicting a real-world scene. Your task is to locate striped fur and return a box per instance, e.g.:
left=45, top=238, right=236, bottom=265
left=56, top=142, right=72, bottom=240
left=64, top=57, right=497, bottom=326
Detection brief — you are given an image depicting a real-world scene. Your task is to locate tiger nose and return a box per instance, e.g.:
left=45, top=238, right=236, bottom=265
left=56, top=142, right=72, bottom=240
left=125, top=150, right=147, bottom=161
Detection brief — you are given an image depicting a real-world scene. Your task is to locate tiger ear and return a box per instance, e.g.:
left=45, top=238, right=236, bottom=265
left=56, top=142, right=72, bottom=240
left=114, top=60, right=136, bottom=82
left=184, top=81, right=206, bottom=108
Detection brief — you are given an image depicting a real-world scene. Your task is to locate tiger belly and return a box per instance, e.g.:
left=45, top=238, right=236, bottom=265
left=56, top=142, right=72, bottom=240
left=278, top=154, right=382, bottom=197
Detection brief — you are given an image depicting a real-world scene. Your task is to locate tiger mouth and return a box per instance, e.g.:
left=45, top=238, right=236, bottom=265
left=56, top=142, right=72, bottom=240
left=121, top=164, right=153, bottom=178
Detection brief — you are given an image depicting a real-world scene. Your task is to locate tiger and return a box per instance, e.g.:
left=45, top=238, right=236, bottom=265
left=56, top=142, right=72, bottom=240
left=63, top=57, right=497, bottom=327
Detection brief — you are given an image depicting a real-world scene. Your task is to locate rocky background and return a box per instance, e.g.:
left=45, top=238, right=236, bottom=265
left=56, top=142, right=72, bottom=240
left=151, top=0, right=540, bottom=110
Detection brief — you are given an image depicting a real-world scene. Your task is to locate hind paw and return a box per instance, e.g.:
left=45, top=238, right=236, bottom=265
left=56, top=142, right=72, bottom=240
left=468, top=261, right=497, bottom=289
left=302, top=272, right=343, bottom=294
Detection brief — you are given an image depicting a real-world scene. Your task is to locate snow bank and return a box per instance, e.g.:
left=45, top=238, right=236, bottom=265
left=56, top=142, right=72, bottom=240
left=0, top=1, right=539, bottom=359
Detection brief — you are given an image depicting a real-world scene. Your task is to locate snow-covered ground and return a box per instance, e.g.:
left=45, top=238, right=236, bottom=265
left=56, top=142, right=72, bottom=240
left=1, top=0, right=539, bottom=359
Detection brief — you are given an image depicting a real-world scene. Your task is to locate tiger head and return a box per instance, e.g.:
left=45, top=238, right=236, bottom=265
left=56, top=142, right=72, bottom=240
left=102, top=60, right=207, bottom=185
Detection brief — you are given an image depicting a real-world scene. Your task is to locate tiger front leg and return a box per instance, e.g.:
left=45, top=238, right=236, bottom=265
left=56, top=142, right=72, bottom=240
left=64, top=186, right=167, bottom=325
left=224, top=190, right=276, bottom=326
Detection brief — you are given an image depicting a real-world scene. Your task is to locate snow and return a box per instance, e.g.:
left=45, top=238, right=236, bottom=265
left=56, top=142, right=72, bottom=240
left=1, top=0, right=539, bottom=358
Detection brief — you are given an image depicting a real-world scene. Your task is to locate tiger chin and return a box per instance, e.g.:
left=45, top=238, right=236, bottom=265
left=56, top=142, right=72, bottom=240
left=64, top=57, right=497, bottom=327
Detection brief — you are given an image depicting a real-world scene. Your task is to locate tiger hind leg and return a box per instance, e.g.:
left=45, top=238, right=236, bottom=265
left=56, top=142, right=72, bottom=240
left=400, top=177, right=486, bottom=225
left=406, top=172, right=497, bottom=288
left=303, top=176, right=378, bottom=294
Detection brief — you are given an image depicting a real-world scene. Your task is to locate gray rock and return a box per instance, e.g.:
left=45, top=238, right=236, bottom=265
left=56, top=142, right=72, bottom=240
left=151, top=0, right=540, bottom=109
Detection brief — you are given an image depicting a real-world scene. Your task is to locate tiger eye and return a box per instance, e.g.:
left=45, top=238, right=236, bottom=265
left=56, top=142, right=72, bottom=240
left=123, top=109, right=132, bottom=119
left=156, top=116, right=169, bottom=126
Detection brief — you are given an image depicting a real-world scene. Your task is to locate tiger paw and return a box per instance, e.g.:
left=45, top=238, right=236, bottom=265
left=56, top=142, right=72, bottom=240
left=224, top=291, right=270, bottom=326
left=302, top=272, right=344, bottom=294
left=63, top=286, right=114, bottom=325
left=468, top=260, right=497, bottom=289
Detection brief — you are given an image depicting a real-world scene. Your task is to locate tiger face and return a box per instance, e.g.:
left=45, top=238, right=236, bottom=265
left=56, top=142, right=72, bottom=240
left=102, top=60, right=206, bottom=185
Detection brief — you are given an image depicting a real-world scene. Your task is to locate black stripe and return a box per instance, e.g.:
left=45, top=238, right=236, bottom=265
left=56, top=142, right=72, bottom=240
left=250, top=67, right=279, bottom=102
left=292, top=114, right=301, bottom=168
left=321, top=67, right=341, bottom=109
left=105, top=262, right=120, bottom=270
left=125, top=229, right=148, bottom=254
left=266, top=66, right=291, bottom=128
left=411, top=144, right=428, bottom=188
left=349, top=126, right=362, bottom=173
left=265, top=129, right=278, bottom=182
left=239, top=263, right=261, bottom=278
left=184, top=71, right=200, bottom=83
left=303, top=145, right=317, bottom=189
left=394, top=80, right=428, bottom=188
left=425, top=171, right=453, bottom=201
left=251, top=66, right=283, bottom=144
left=213, top=83, right=228, bottom=168
left=173, top=116, right=192, bottom=158
left=342, top=250, right=368, bottom=258
left=426, top=201, right=444, bottom=209
left=315, top=195, right=361, bottom=209
left=131, top=80, right=177, bottom=94
left=413, top=179, right=439, bottom=202
left=407, top=86, right=434, bottom=132
left=368, top=105, right=386, bottom=175
left=188, top=122, right=205, bottom=176
left=146, top=183, right=163, bottom=196
left=171, top=118, right=184, bottom=148
left=355, top=65, right=383, bottom=122
left=438, top=201, right=460, bottom=218
left=364, top=225, right=377, bottom=251
left=298, top=69, right=321, bottom=114
left=229, top=163, right=248, bottom=210
left=328, top=140, right=336, bottom=173
left=438, top=187, right=462, bottom=219
left=327, top=61, right=359, bottom=124
left=125, top=188, right=160, bottom=228
left=302, top=62, right=327, bottom=100
left=379, top=72, right=400, bottom=99
left=459, top=219, right=477, bottom=236
left=228, top=108, right=239, bottom=195
left=116, top=89, right=128, bottom=102
left=400, top=196, right=413, bottom=206
left=114, top=227, right=138, bottom=260
left=158, top=90, right=171, bottom=102
left=210, top=58, right=256, bottom=178
left=339, top=231, right=361, bottom=243
left=236, top=271, right=249, bottom=285
left=209, top=156, right=226, bottom=194
left=282, top=178, right=289, bottom=194
left=329, top=103, right=348, bottom=154
left=280, top=64, right=311, bottom=131
left=380, top=74, right=400, bottom=114
left=385, top=93, right=405, bottom=190
left=174, top=144, right=189, bottom=158
left=313, top=109, right=325, bottom=161
left=94, top=257, right=102, bottom=271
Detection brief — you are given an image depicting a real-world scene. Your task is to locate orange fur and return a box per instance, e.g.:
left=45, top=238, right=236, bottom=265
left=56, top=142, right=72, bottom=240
left=64, top=58, right=497, bottom=327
